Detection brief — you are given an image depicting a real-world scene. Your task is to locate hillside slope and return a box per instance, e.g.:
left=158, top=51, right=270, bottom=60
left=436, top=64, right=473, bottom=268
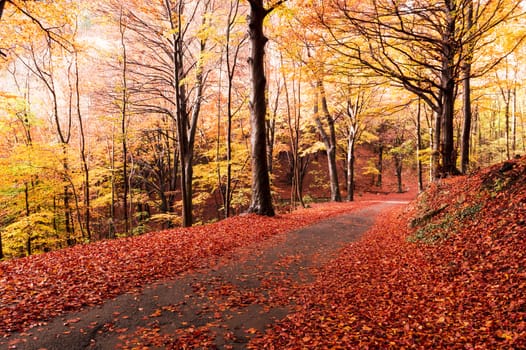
left=251, top=158, right=526, bottom=349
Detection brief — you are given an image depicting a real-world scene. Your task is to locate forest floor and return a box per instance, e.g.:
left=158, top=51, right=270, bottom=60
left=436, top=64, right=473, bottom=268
left=1, top=157, right=525, bottom=349
left=1, top=199, right=407, bottom=350
left=0, top=192, right=411, bottom=349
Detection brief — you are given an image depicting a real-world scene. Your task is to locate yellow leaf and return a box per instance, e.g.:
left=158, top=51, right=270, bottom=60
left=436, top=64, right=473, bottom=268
left=246, top=328, right=258, bottom=334
left=495, top=330, right=514, bottom=341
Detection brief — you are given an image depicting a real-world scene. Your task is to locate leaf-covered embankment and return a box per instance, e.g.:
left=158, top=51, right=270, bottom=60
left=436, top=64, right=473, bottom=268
left=251, top=158, right=526, bottom=349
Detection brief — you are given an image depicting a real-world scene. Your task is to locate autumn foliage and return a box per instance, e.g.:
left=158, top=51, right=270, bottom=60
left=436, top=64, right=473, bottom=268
left=251, top=158, right=526, bottom=348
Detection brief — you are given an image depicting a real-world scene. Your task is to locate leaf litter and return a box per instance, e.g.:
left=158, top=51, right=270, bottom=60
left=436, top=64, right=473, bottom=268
left=250, top=158, right=526, bottom=349
left=1, top=158, right=524, bottom=348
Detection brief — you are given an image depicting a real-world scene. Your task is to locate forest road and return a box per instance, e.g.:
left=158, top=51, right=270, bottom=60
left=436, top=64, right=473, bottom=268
left=2, top=200, right=407, bottom=350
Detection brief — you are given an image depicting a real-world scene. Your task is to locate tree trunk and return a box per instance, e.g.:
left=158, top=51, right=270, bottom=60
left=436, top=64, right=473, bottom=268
left=246, top=0, right=275, bottom=216
left=266, top=110, right=277, bottom=173
left=416, top=98, right=424, bottom=192
left=432, top=110, right=441, bottom=179
left=282, top=54, right=305, bottom=210
left=347, top=135, right=355, bottom=201
left=180, top=161, right=193, bottom=227
left=376, top=145, right=383, bottom=187
left=119, top=8, right=130, bottom=235
left=109, top=131, right=116, bottom=239
left=73, top=51, right=91, bottom=241
left=314, top=80, right=342, bottom=202
left=223, top=0, right=244, bottom=218
left=441, top=80, right=457, bottom=174
left=62, top=149, right=74, bottom=242
left=25, top=182, right=31, bottom=256
left=512, top=86, right=517, bottom=153
left=0, top=231, right=3, bottom=260
left=440, top=2, right=458, bottom=176
left=460, top=1, right=473, bottom=174
left=168, top=1, right=208, bottom=227
left=505, top=89, right=511, bottom=160
left=395, top=156, right=403, bottom=193
left=27, top=236, right=31, bottom=257
left=226, top=78, right=233, bottom=217
left=461, top=64, right=472, bottom=173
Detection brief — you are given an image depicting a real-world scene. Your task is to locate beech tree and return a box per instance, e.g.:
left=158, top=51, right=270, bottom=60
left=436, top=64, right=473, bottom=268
left=313, top=79, right=342, bottom=201
left=280, top=3, right=344, bottom=203
left=279, top=54, right=311, bottom=209
left=246, top=0, right=286, bottom=216
left=340, top=85, right=379, bottom=201
left=220, top=0, right=248, bottom=218
left=17, top=37, right=78, bottom=242
left=112, top=0, right=212, bottom=227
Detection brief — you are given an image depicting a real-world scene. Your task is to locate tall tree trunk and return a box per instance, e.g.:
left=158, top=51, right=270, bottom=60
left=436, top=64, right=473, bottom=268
left=345, top=94, right=361, bottom=201
left=62, top=147, right=74, bottom=243
left=119, top=8, right=130, bottom=235
left=505, top=89, right=511, bottom=160
left=109, top=130, right=116, bottom=239
left=225, top=58, right=233, bottom=218
left=73, top=51, right=91, bottom=240
left=395, top=155, right=403, bottom=193
left=166, top=1, right=208, bottom=227
left=266, top=73, right=279, bottom=174
left=376, top=145, right=383, bottom=187
left=180, top=36, right=205, bottom=227
left=347, top=135, right=355, bottom=201
left=512, top=86, right=517, bottom=153
left=440, top=1, right=458, bottom=176
left=416, top=98, right=424, bottom=192
left=460, top=1, right=473, bottom=174
left=497, top=67, right=513, bottom=161
left=223, top=0, right=244, bottom=218
left=282, top=55, right=304, bottom=210
left=461, top=65, right=472, bottom=173
left=225, top=114, right=232, bottom=218
left=432, top=110, right=441, bottom=179
left=246, top=0, right=275, bottom=216
left=442, top=81, right=456, bottom=174
left=24, top=182, right=31, bottom=255
left=314, top=80, right=342, bottom=202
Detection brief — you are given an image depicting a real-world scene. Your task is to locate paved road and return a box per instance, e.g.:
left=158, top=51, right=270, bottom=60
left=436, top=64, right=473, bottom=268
left=2, top=201, right=404, bottom=350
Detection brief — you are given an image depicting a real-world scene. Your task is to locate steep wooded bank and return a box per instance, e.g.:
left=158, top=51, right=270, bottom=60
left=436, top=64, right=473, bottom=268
left=251, top=157, right=526, bottom=348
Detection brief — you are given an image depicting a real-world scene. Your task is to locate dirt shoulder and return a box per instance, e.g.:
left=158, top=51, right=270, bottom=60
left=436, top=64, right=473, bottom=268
left=2, top=201, right=405, bottom=350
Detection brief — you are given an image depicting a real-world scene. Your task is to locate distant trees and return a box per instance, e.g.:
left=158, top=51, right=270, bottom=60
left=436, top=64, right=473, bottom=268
left=322, top=0, right=524, bottom=177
